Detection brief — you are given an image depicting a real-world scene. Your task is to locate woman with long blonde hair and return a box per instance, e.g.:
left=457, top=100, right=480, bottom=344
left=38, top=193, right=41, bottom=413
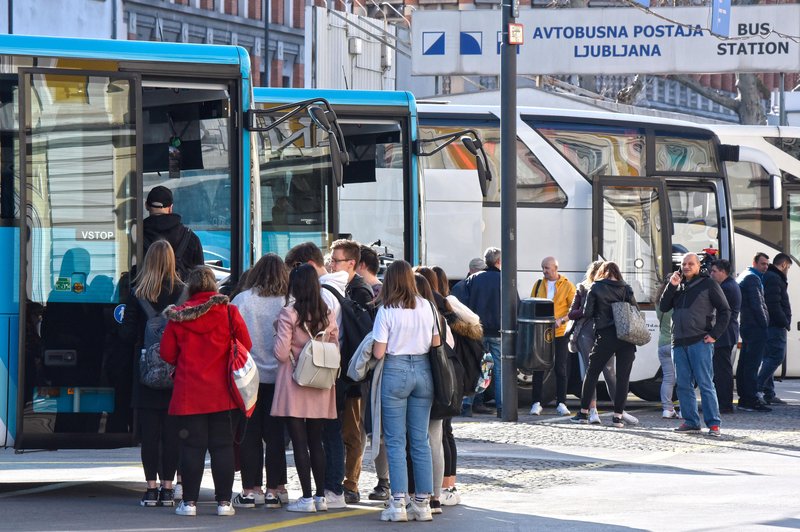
left=120, top=240, right=186, bottom=508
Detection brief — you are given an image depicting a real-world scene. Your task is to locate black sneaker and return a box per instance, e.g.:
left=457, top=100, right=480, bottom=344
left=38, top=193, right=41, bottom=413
left=343, top=488, right=360, bottom=504
left=158, top=487, right=175, bottom=507
left=570, top=412, right=589, bottom=424
left=430, top=499, right=443, bottom=514
left=752, top=403, right=772, bottom=412
left=141, top=487, right=159, bottom=507
left=472, top=404, right=495, bottom=415
left=264, top=493, right=282, bottom=509
left=232, top=492, right=257, bottom=508
left=368, top=483, right=390, bottom=501
left=766, top=396, right=787, bottom=405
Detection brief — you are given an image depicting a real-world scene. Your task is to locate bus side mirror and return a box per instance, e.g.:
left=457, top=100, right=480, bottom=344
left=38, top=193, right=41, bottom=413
left=770, top=174, right=783, bottom=210
left=309, top=105, right=346, bottom=187
left=461, top=136, right=492, bottom=197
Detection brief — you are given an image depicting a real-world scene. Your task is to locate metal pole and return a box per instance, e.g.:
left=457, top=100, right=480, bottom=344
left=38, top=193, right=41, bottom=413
left=780, top=72, right=787, bottom=126
left=264, top=0, right=271, bottom=86
left=500, top=0, right=518, bottom=422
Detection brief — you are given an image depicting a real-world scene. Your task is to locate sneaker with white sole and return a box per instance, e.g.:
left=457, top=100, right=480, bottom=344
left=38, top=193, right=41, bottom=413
left=611, top=415, right=624, bottom=428
left=588, top=408, right=602, bottom=424
left=408, top=499, right=433, bottom=521
left=252, top=492, right=266, bottom=505
left=140, top=487, right=159, bottom=507
left=175, top=500, right=196, bottom=516
left=277, top=490, right=289, bottom=505
left=158, top=487, right=175, bottom=507
left=430, top=499, right=443, bottom=514
left=556, top=403, right=571, bottom=416
left=324, top=489, right=347, bottom=509
left=662, top=409, right=680, bottom=419
left=313, top=496, right=328, bottom=511
left=621, top=411, right=639, bottom=425
left=173, top=483, right=183, bottom=501
left=440, top=488, right=459, bottom=506
left=530, top=402, right=543, bottom=415
left=380, top=499, right=408, bottom=522
left=217, top=501, right=235, bottom=516
left=287, top=497, right=316, bottom=513
left=232, top=492, right=256, bottom=509
left=265, top=493, right=282, bottom=508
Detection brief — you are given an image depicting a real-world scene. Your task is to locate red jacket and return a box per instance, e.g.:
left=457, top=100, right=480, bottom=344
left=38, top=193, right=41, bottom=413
left=160, top=291, right=252, bottom=416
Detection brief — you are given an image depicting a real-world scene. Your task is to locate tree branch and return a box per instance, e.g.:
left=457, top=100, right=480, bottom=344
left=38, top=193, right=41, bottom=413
left=666, top=74, right=740, bottom=112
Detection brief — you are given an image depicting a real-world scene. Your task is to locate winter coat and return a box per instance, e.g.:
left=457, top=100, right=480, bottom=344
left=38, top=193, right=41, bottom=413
left=717, top=276, right=741, bottom=348
left=763, top=264, right=791, bottom=330
left=270, top=305, right=339, bottom=419
left=119, top=280, right=186, bottom=410
left=142, top=213, right=204, bottom=278
left=583, top=279, right=637, bottom=332
left=160, top=292, right=252, bottom=416
left=659, top=273, right=731, bottom=347
left=737, top=267, right=769, bottom=330
left=231, top=288, right=286, bottom=383
left=531, top=275, right=576, bottom=338
left=463, top=267, right=503, bottom=337
left=346, top=274, right=375, bottom=309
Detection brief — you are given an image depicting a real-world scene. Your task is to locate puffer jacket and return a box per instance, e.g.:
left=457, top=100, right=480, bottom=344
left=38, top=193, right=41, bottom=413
left=763, top=264, right=791, bottom=330
left=582, top=279, right=636, bottom=331
left=160, top=292, right=252, bottom=416
left=737, top=267, right=769, bottom=330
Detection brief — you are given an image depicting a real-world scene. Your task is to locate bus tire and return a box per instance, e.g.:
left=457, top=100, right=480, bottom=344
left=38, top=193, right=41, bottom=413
left=629, top=377, right=662, bottom=402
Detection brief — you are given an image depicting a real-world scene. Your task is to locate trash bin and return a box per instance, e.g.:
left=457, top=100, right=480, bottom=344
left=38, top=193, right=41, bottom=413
left=517, top=298, right=555, bottom=372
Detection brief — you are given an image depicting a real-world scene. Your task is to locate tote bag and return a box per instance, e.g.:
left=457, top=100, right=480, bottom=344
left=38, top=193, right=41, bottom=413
left=611, top=301, right=651, bottom=346
left=228, top=306, right=260, bottom=417
left=428, top=302, right=458, bottom=411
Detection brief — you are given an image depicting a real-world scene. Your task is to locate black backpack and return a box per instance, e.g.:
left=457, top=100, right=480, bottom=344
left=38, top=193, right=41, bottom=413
left=322, top=284, right=374, bottom=383
left=137, top=299, right=174, bottom=389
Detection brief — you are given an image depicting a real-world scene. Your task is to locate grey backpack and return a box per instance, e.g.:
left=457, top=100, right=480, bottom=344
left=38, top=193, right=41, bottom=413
left=138, top=299, right=175, bottom=389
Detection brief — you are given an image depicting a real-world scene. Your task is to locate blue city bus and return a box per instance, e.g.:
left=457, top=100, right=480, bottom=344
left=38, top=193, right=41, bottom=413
left=0, top=35, right=346, bottom=449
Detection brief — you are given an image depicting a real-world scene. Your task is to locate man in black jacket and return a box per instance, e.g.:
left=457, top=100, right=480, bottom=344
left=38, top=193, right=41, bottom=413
left=736, top=252, right=771, bottom=412
left=758, top=253, right=792, bottom=405
left=143, top=186, right=204, bottom=279
left=659, top=253, right=730, bottom=437
left=709, top=260, right=741, bottom=414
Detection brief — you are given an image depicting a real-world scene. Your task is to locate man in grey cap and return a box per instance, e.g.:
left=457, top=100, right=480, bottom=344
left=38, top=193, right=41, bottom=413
left=450, top=257, right=486, bottom=304
left=143, top=185, right=204, bottom=279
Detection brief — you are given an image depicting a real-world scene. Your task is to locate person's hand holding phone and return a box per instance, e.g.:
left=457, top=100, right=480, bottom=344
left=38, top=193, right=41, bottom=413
left=669, top=269, right=682, bottom=287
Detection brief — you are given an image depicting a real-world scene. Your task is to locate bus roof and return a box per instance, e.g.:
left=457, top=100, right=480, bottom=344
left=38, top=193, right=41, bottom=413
left=0, top=33, right=247, bottom=66
left=709, top=124, right=800, bottom=138
left=253, top=87, right=415, bottom=109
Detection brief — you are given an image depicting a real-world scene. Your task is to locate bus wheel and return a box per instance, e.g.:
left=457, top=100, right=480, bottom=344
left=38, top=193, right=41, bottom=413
left=629, top=378, right=662, bottom=402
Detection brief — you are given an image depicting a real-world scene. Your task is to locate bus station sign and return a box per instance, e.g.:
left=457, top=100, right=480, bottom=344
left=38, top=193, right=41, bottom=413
left=411, top=5, right=800, bottom=76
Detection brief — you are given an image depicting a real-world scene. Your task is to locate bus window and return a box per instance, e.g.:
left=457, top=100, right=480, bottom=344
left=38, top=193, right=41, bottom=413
left=667, top=186, right=720, bottom=255
left=655, top=134, right=718, bottom=173
left=725, top=161, right=782, bottom=247
left=419, top=124, right=566, bottom=206
left=0, top=78, right=18, bottom=222
left=142, top=87, right=233, bottom=270
left=788, top=194, right=800, bottom=261
left=256, top=112, right=332, bottom=258
left=766, top=136, right=800, bottom=161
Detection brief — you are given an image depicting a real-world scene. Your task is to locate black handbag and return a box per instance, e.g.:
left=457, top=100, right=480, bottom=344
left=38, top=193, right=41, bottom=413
left=428, top=302, right=458, bottom=413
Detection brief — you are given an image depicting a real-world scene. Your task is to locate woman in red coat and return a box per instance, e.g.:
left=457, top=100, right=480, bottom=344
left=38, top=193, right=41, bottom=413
left=160, top=266, right=252, bottom=517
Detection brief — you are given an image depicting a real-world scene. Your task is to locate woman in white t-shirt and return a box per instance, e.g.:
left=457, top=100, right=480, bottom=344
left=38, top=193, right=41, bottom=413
left=372, top=260, right=439, bottom=523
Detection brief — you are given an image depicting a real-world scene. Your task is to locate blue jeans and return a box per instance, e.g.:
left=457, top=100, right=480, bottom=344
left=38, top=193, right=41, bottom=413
left=757, top=327, right=787, bottom=400
left=381, top=355, right=434, bottom=496
left=673, top=341, right=720, bottom=428
left=484, top=337, right=502, bottom=413
left=322, top=416, right=345, bottom=494
left=736, top=326, right=768, bottom=406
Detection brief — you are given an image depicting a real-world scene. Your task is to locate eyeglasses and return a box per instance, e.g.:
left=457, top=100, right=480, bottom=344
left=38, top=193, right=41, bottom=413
left=330, top=257, right=353, bottom=263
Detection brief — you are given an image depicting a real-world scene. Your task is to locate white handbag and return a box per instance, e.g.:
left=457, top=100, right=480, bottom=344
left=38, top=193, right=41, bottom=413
left=289, top=325, right=341, bottom=389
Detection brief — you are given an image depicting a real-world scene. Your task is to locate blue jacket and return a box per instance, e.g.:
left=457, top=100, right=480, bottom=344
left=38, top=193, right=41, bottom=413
left=763, top=264, right=792, bottom=330
left=717, top=276, right=741, bottom=348
left=463, top=267, right=502, bottom=337
left=736, top=267, right=768, bottom=330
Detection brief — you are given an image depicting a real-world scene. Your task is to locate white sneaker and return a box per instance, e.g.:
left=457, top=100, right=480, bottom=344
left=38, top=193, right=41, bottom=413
left=380, top=499, right=408, bottom=522
left=277, top=490, right=290, bottom=504
left=286, top=497, right=316, bottom=513
left=621, top=411, right=639, bottom=425
left=252, top=491, right=266, bottom=505
left=313, top=496, right=328, bottom=511
left=217, top=501, right=235, bottom=516
left=173, top=483, right=183, bottom=501
left=408, top=499, right=433, bottom=521
left=324, top=489, right=347, bottom=509
left=175, top=500, right=196, bottom=516
left=588, top=408, right=601, bottom=424
left=530, top=402, right=543, bottom=415
left=556, top=403, right=571, bottom=416
left=662, top=409, right=680, bottom=419
left=440, top=487, right=461, bottom=506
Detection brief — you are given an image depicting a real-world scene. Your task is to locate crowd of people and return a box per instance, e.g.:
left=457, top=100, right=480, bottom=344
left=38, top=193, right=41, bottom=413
left=121, top=187, right=790, bottom=518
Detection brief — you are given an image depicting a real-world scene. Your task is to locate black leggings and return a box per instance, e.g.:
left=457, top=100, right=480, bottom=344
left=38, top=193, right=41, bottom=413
left=138, top=407, right=179, bottom=483
left=176, top=409, right=241, bottom=503
left=442, top=417, right=457, bottom=477
left=285, top=417, right=326, bottom=499
left=239, top=383, right=288, bottom=490
left=531, top=336, right=570, bottom=404
left=580, top=326, right=635, bottom=414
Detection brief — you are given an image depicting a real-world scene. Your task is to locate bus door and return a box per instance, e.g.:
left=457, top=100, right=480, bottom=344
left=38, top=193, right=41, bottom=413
left=664, top=182, right=724, bottom=271
left=592, top=177, right=669, bottom=309
left=18, top=70, right=139, bottom=449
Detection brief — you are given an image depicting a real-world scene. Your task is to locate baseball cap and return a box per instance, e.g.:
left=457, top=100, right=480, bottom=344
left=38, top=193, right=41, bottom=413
left=469, top=257, right=486, bottom=271
left=146, top=186, right=173, bottom=208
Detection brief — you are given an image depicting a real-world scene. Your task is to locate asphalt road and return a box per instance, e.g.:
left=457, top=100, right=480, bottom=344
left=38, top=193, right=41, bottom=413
left=1, top=380, right=799, bottom=531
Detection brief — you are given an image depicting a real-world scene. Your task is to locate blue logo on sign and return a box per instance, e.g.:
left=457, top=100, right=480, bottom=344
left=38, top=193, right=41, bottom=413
left=460, top=32, right=482, bottom=55
left=114, top=304, right=125, bottom=324
left=423, top=32, right=445, bottom=55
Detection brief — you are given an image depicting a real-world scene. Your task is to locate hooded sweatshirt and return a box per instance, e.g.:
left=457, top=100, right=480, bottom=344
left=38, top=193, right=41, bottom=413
left=160, top=291, right=252, bottom=415
left=320, top=270, right=346, bottom=330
